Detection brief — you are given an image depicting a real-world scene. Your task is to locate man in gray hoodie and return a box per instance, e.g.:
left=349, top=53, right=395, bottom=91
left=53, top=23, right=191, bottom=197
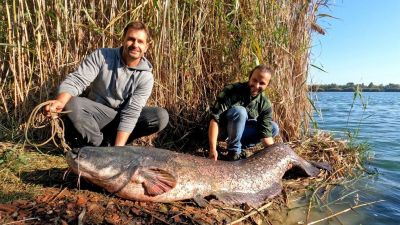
left=45, top=21, right=168, bottom=147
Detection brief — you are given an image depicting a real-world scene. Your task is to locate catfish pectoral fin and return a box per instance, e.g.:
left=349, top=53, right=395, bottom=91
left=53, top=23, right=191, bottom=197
left=133, top=167, right=177, bottom=196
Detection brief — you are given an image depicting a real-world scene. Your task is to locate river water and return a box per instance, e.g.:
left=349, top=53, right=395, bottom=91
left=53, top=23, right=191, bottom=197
left=285, top=92, right=400, bottom=225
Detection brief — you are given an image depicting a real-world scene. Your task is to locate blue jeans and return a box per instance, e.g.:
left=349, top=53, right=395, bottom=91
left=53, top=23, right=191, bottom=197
left=219, top=106, right=279, bottom=153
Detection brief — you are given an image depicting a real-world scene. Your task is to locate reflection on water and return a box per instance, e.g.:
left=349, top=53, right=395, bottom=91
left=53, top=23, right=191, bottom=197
left=284, top=92, right=400, bottom=225
left=285, top=192, right=365, bottom=225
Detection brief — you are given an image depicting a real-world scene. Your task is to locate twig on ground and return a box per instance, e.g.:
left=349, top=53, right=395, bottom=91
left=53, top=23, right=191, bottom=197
left=49, top=187, right=67, bottom=202
left=78, top=207, right=86, bottom=225
left=135, top=205, right=172, bottom=225
left=2, top=217, right=40, bottom=225
left=228, top=202, right=272, bottom=225
left=221, top=206, right=245, bottom=212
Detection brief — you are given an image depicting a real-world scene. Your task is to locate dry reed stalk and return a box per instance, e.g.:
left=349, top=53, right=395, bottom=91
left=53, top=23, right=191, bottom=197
left=0, top=0, right=325, bottom=145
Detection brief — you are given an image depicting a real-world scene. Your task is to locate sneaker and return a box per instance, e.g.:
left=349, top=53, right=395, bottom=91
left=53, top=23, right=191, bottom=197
left=226, top=151, right=241, bottom=161
left=239, top=151, right=249, bottom=159
left=226, top=151, right=248, bottom=161
left=242, top=143, right=256, bottom=149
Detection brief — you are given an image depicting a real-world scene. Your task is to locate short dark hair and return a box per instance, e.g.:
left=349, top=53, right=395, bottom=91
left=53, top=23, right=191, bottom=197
left=123, top=21, right=151, bottom=42
left=248, top=64, right=273, bottom=80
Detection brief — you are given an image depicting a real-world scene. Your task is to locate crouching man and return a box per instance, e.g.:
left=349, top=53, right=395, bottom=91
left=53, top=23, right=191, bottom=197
left=208, top=65, right=279, bottom=161
left=45, top=21, right=168, bottom=147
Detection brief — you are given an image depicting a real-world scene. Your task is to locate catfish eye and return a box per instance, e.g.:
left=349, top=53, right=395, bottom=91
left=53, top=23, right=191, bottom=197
left=79, top=153, right=87, bottom=159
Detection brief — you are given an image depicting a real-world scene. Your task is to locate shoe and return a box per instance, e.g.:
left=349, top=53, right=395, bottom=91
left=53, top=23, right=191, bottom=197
left=239, top=151, right=249, bottom=159
left=226, top=151, right=240, bottom=161
left=242, top=143, right=256, bottom=149
left=226, top=151, right=247, bottom=161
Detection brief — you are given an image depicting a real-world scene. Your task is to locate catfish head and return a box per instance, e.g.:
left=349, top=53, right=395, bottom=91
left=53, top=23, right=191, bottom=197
left=66, top=147, right=177, bottom=196
left=66, top=147, right=140, bottom=181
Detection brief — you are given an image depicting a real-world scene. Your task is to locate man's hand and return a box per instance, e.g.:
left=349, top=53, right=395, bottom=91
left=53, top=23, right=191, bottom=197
left=44, top=100, right=65, bottom=118
left=115, top=131, right=131, bottom=146
left=209, top=148, right=218, bottom=161
left=208, top=119, right=219, bottom=161
left=261, top=137, right=274, bottom=147
left=44, top=92, right=72, bottom=118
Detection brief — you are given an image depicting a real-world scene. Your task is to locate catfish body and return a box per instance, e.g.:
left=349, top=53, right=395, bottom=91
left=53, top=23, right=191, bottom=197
left=66, top=143, right=320, bottom=207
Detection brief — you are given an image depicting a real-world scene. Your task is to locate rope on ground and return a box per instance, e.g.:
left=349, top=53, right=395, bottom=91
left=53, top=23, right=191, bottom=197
left=24, top=101, right=71, bottom=152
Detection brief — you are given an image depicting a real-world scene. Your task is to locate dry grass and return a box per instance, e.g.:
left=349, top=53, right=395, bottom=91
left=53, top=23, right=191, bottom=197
left=0, top=142, right=67, bottom=203
left=0, top=0, right=328, bottom=145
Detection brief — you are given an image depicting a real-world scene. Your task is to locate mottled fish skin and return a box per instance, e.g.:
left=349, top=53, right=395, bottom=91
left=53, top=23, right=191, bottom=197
left=66, top=143, right=321, bottom=207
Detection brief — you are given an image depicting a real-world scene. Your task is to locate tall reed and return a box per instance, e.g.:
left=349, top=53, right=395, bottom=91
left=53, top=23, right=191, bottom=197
left=0, top=0, right=325, bottom=144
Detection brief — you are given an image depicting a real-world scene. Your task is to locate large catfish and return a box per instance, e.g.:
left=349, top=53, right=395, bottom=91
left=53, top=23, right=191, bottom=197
left=66, top=143, right=325, bottom=207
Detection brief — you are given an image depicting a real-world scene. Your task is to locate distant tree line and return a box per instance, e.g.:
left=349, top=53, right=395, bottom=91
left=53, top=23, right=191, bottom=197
left=309, top=82, right=400, bottom=92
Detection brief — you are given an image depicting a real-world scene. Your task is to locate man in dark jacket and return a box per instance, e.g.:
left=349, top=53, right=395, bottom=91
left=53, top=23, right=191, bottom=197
left=208, top=65, right=279, bottom=161
left=45, top=21, right=168, bottom=147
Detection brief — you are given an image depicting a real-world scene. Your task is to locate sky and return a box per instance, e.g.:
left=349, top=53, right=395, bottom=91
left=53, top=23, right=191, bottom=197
left=308, top=0, right=400, bottom=85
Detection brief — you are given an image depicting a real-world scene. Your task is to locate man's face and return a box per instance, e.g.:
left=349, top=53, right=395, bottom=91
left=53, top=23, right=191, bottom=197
left=122, top=28, right=149, bottom=61
left=248, top=69, right=271, bottom=97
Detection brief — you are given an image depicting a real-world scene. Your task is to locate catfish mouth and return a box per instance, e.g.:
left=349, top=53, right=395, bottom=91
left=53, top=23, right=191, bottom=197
left=66, top=148, right=127, bottom=181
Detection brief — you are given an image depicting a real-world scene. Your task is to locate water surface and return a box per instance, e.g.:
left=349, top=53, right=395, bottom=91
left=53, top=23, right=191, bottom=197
left=287, top=92, right=400, bottom=224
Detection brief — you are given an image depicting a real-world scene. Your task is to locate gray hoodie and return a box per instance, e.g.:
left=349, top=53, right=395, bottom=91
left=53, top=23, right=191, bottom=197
left=58, top=47, right=154, bottom=133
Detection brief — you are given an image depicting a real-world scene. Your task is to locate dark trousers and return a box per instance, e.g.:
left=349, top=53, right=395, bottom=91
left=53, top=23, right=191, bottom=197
left=64, top=97, right=169, bottom=147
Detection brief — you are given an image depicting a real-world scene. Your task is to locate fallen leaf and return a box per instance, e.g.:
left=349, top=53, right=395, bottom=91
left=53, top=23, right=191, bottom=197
left=159, top=204, right=168, bottom=213
left=173, top=215, right=182, bottom=223
left=131, top=207, right=142, bottom=216
left=76, top=195, right=88, bottom=206
left=105, top=213, right=121, bottom=224
left=0, top=204, right=17, bottom=213
left=67, top=202, right=75, bottom=210
left=12, top=199, right=28, bottom=206
left=87, top=203, right=101, bottom=212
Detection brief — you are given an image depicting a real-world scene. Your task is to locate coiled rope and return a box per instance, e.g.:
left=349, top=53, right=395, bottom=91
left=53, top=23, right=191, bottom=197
left=25, top=101, right=71, bottom=152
